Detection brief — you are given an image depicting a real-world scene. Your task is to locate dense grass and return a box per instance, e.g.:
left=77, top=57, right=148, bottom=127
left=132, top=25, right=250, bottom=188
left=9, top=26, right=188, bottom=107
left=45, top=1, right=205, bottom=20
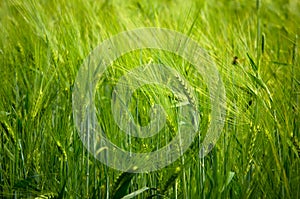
left=0, top=0, right=299, bottom=198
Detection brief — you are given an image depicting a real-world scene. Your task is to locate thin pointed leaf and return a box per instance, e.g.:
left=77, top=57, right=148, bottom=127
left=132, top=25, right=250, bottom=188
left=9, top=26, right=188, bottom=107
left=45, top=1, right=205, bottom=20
left=247, top=53, right=258, bottom=72
left=121, top=187, right=150, bottom=199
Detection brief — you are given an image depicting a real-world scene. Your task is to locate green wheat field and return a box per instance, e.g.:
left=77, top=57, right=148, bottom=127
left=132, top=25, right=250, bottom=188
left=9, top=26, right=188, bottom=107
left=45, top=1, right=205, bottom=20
left=1, top=0, right=300, bottom=198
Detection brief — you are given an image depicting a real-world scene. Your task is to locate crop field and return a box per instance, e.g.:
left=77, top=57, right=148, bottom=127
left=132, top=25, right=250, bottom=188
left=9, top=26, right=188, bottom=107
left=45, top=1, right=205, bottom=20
left=0, top=0, right=300, bottom=198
